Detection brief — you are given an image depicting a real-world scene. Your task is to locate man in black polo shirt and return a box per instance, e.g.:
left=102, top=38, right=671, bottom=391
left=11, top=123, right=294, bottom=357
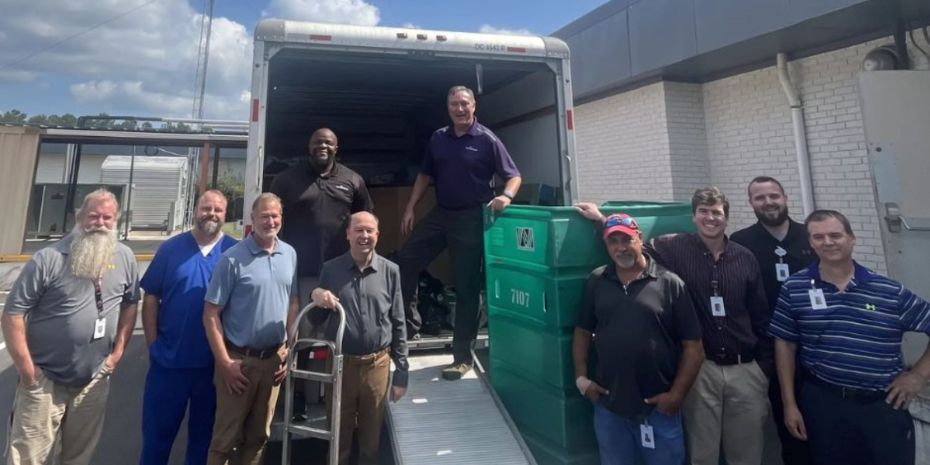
left=573, top=213, right=704, bottom=465
left=731, top=176, right=814, bottom=465
left=269, top=127, right=373, bottom=415
left=395, top=85, right=521, bottom=380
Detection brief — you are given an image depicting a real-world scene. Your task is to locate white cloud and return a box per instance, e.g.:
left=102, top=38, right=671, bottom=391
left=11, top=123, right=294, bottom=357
left=0, top=0, right=253, bottom=119
left=478, top=24, right=535, bottom=36
left=264, top=0, right=380, bottom=26
left=401, top=22, right=419, bottom=29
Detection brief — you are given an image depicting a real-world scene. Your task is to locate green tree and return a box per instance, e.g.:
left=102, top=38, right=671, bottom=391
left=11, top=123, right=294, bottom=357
left=1, top=109, right=28, bottom=124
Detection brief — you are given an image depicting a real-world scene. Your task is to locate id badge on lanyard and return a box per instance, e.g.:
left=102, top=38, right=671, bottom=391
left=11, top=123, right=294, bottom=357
left=92, top=278, right=106, bottom=340
left=775, top=246, right=789, bottom=282
left=710, top=279, right=726, bottom=317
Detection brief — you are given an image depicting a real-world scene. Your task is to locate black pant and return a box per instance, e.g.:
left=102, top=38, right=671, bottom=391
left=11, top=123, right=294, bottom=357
left=799, top=378, right=914, bottom=465
left=395, top=206, right=483, bottom=363
left=769, top=374, right=813, bottom=465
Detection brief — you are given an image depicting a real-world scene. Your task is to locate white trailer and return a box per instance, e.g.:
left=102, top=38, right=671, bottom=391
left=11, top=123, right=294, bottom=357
left=246, top=19, right=576, bottom=464
left=244, top=19, right=577, bottom=223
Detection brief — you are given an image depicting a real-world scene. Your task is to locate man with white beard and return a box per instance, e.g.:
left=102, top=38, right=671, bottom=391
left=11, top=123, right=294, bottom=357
left=139, top=190, right=239, bottom=465
left=2, top=188, right=140, bottom=465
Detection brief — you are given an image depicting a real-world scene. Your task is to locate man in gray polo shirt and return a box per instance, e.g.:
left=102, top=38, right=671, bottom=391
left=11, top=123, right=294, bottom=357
left=2, top=188, right=140, bottom=465
left=203, top=192, right=299, bottom=465
left=311, top=211, right=409, bottom=465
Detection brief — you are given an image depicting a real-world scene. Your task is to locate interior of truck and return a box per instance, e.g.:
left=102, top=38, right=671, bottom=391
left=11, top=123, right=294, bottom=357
left=263, top=48, right=565, bottom=199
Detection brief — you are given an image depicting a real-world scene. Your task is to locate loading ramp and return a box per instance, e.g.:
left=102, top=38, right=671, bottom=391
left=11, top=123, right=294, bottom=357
left=386, top=352, right=537, bottom=465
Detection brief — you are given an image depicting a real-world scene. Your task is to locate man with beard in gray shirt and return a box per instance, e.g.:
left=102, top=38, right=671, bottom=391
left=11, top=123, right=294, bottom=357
left=3, top=188, right=140, bottom=465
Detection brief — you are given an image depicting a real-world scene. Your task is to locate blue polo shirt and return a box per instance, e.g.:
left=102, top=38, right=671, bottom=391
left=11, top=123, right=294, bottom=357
left=141, top=232, right=238, bottom=368
left=205, top=235, right=298, bottom=349
left=421, top=120, right=520, bottom=209
left=769, top=260, right=930, bottom=391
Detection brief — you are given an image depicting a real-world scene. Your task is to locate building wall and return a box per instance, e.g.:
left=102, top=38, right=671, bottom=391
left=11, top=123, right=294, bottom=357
left=573, top=29, right=930, bottom=272
left=574, top=82, right=673, bottom=204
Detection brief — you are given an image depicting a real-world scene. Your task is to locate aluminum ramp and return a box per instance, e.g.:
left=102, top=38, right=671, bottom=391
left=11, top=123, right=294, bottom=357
left=386, top=353, right=536, bottom=465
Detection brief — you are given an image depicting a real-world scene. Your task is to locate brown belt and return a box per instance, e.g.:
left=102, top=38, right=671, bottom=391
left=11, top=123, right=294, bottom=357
left=225, top=340, right=282, bottom=359
left=344, top=348, right=389, bottom=361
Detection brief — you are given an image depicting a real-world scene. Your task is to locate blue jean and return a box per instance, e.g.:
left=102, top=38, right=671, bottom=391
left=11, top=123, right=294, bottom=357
left=140, top=362, right=216, bottom=465
left=593, top=403, right=685, bottom=465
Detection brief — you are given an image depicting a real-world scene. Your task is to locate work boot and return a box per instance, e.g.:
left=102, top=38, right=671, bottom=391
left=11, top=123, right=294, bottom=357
left=441, top=362, right=472, bottom=381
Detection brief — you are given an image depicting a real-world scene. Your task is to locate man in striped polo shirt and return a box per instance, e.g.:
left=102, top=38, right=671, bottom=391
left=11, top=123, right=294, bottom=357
left=770, top=209, right=930, bottom=465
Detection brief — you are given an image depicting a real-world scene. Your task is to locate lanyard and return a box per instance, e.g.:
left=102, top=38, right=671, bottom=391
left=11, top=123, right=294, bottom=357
left=93, top=277, right=104, bottom=316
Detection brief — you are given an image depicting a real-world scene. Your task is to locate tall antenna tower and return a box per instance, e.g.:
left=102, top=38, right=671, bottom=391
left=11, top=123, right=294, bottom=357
left=192, top=0, right=215, bottom=120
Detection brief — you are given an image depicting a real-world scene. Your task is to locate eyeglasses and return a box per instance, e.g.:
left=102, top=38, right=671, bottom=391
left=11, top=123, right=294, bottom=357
left=605, top=215, right=638, bottom=230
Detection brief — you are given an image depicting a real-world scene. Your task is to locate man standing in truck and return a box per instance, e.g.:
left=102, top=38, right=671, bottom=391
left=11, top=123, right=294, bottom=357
left=270, top=127, right=372, bottom=414
left=396, top=85, right=522, bottom=380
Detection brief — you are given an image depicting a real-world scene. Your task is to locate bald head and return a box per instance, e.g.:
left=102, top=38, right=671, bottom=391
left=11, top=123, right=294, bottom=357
left=347, top=211, right=379, bottom=257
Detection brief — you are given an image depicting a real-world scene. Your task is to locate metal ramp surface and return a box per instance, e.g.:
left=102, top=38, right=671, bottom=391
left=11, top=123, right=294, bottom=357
left=387, top=353, right=536, bottom=465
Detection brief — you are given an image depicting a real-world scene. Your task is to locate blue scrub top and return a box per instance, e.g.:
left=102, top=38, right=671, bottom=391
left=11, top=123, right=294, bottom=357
left=141, top=232, right=239, bottom=368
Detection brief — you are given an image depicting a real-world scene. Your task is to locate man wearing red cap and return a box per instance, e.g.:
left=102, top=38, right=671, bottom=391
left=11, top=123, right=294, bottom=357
left=573, top=213, right=705, bottom=465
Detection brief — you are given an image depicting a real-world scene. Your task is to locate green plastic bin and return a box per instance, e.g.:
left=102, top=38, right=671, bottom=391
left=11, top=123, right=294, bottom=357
left=485, top=262, right=589, bottom=329
left=490, top=363, right=596, bottom=450
left=483, top=204, right=694, bottom=272
left=487, top=312, right=574, bottom=391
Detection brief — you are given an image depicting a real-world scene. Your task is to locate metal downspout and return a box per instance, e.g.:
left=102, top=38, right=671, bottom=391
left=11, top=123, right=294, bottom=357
left=776, top=53, right=815, bottom=216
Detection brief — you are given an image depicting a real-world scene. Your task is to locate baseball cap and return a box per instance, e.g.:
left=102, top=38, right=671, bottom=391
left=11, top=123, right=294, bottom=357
left=602, top=213, right=640, bottom=240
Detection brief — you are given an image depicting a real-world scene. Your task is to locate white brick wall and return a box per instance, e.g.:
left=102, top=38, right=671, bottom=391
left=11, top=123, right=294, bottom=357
left=574, top=28, right=930, bottom=272
left=574, top=82, right=674, bottom=203
left=664, top=82, right=711, bottom=201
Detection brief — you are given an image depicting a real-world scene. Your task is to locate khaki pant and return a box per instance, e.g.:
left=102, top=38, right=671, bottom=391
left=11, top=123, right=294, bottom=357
left=7, top=363, right=112, bottom=465
left=207, top=352, right=282, bottom=465
left=326, top=349, right=390, bottom=465
left=683, top=360, right=770, bottom=465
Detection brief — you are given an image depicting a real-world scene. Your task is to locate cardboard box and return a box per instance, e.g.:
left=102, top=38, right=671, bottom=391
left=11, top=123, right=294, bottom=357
left=369, top=186, right=451, bottom=284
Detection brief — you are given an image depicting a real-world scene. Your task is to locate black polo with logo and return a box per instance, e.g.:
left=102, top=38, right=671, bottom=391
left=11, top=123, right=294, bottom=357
left=576, top=255, right=702, bottom=418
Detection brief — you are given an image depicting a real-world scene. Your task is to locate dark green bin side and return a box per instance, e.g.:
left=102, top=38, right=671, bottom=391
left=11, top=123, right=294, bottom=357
left=487, top=311, right=574, bottom=392
left=484, top=262, right=589, bottom=329
left=490, top=361, right=596, bottom=450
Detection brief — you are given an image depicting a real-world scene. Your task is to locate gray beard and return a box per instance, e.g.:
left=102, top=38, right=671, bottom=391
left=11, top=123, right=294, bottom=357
left=69, top=228, right=117, bottom=279
left=199, top=219, right=221, bottom=235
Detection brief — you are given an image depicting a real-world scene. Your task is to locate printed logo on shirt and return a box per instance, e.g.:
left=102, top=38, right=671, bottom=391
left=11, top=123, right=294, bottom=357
left=864, top=303, right=877, bottom=311
left=465, top=146, right=479, bottom=152
left=335, top=184, right=350, bottom=192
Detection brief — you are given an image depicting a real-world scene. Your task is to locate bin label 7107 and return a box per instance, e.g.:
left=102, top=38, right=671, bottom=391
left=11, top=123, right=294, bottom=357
left=511, top=288, right=530, bottom=308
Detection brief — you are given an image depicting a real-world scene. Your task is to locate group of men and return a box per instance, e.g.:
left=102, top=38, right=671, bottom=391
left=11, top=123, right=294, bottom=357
left=1, top=84, right=519, bottom=465
left=574, top=178, right=930, bottom=465
left=5, top=81, right=926, bottom=465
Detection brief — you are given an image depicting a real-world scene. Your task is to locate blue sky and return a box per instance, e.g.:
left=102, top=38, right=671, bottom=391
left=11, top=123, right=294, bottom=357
left=0, top=0, right=605, bottom=121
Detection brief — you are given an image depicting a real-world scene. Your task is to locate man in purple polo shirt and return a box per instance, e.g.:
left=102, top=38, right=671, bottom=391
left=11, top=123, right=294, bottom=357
left=396, top=85, right=521, bottom=380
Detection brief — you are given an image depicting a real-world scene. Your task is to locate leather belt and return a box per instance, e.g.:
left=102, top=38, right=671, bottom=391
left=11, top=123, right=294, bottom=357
left=710, top=352, right=755, bottom=366
left=225, top=340, right=282, bottom=360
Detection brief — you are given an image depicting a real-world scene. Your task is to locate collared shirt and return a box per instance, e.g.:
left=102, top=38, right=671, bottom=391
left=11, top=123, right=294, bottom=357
left=769, top=260, right=930, bottom=391
left=270, top=161, right=373, bottom=277
left=422, top=120, right=520, bottom=209
left=646, top=233, right=771, bottom=364
left=731, top=219, right=814, bottom=311
left=141, top=232, right=238, bottom=368
left=576, top=255, right=702, bottom=418
left=205, top=235, right=298, bottom=349
left=311, top=252, right=409, bottom=388
left=4, top=233, right=140, bottom=387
